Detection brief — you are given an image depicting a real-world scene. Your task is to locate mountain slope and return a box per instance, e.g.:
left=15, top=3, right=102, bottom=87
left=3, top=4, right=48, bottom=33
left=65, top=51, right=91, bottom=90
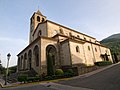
left=100, top=33, right=120, bottom=55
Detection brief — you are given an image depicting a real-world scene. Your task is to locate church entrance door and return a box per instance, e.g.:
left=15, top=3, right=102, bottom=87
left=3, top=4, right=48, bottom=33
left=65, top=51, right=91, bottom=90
left=46, top=45, right=57, bottom=76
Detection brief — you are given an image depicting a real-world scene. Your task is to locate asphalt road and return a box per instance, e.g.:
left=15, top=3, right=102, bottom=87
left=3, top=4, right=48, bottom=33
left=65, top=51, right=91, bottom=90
left=58, top=63, right=120, bottom=90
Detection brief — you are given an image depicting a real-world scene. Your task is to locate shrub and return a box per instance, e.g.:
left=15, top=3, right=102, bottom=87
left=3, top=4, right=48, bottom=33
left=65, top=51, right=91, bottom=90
left=67, top=69, right=74, bottom=74
left=43, top=76, right=53, bottom=81
left=55, top=69, right=64, bottom=76
left=26, top=77, right=35, bottom=82
left=64, top=69, right=74, bottom=77
left=94, top=61, right=112, bottom=66
left=64, top=72, right=71, bottom=77
left=26, top=76, right=41, bottom=82
left=8, top=66, right=17, bottom=74
left=17, top=74, right=28, bottom=83
left=34, top=76, right=41, bottom=81
left=41, top=72, right=46, bottom=77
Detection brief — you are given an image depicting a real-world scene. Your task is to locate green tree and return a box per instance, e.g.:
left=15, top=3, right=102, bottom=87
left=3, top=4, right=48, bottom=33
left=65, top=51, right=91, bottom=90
left=8, top=66, right=17, bottom=75
left=47, top=53, right=54, bottom=76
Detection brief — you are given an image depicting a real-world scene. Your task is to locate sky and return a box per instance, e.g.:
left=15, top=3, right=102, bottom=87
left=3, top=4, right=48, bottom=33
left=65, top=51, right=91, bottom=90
left=0, top=0, right=120, bottom=67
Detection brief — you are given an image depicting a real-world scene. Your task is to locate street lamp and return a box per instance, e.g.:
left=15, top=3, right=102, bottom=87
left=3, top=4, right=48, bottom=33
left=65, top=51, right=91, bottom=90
left=5, top=53, right=11, bottom=85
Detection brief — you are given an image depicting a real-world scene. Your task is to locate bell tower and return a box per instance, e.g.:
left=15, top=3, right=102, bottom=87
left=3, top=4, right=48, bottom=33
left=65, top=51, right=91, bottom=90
left=29, top=10, right=46, bottom=43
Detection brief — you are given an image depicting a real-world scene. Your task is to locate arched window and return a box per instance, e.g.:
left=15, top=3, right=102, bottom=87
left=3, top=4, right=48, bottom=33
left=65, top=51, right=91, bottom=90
left=95, top=48, right=97, bottom=52
left=77, top=35, right=79, bottom=38
left=37, top=16, right=40, bottom=22
left=38, top=30, right=42, bottom=36
left=24, top=53, right=27, bottom=70
left=28, top=50, right=32, bottom=70
left=42, top=18, right=45, bottom=22
left=21, top=56, right=23, bottom=70
left=84, top=37, right=86, bottom=40
left=69, top=32, right=72, bottom=37
left=88, top=46, right=90, bottom=51
left=76, top=46, right=80, bottom=52
left=34, top=45, right=39, bottom=67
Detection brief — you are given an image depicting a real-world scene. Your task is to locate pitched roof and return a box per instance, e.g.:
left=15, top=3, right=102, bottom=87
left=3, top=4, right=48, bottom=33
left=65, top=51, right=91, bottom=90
left=36, top=10, right=43, bottom=15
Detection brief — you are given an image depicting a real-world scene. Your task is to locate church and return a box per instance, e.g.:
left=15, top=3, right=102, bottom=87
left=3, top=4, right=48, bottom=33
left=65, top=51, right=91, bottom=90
left=17, top=10, right=113, bottom=75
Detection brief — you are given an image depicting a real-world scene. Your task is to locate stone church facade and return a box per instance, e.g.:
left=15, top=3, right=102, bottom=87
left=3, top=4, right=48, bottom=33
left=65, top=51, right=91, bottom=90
left=17, top=10, right=113, bottom=75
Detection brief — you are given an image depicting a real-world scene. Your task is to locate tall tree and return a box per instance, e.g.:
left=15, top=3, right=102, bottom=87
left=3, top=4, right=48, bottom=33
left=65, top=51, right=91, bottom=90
left=47, top=53, right=54, bottom=76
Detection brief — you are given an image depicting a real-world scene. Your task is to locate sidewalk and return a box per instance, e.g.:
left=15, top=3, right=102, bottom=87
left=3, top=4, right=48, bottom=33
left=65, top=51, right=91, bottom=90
left=0, top=78, right=13, bottom=88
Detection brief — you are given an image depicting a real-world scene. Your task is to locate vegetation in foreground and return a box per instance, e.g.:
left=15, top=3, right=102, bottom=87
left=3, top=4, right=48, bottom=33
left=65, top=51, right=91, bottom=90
left=94, top=61, right=112, bottom=66
left=17, top=68, right=75, bottom=83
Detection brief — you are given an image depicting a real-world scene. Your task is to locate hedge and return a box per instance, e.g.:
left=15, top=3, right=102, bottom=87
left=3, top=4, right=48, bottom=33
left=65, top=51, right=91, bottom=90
left=43, top=76, right=53, bottom=81
left=94, top=61, right=112, bottom=66
left=64, top=69, right=74, bottom=77
left=17, top=74, right=28, bottom=83
left=17, top=69, right=76, bottom=83
left=26, top=76, right=41, bottom=82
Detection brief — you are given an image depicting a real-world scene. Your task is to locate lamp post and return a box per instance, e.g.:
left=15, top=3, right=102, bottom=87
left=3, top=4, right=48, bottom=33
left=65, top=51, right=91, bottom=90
left=5, top=53, right=11, bottom=85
